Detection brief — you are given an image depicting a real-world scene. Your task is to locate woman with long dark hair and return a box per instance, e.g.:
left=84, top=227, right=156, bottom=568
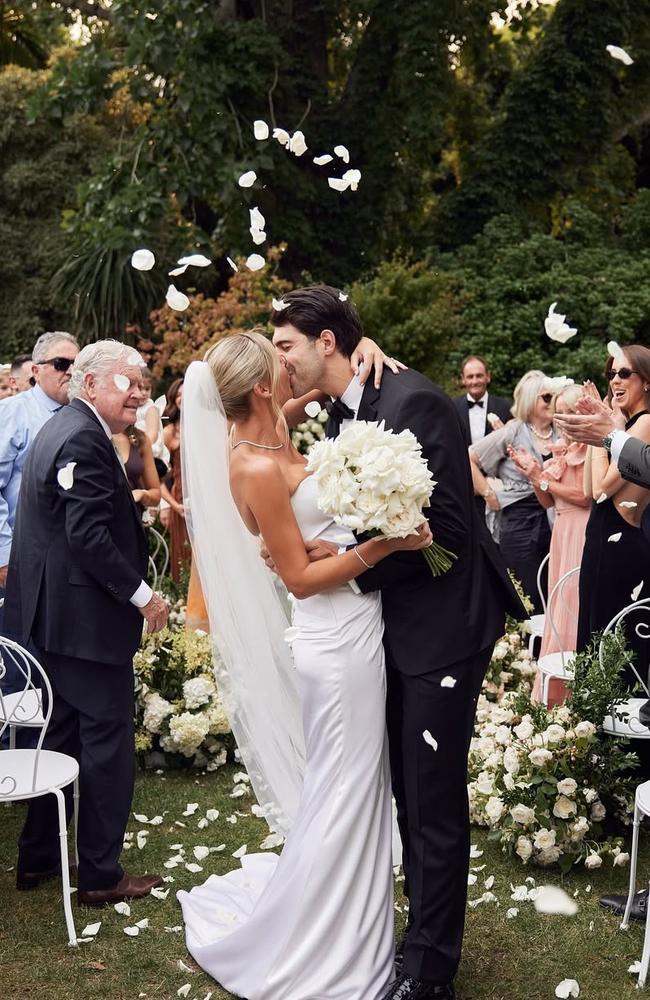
left=161, top=377, right=192, bottom=582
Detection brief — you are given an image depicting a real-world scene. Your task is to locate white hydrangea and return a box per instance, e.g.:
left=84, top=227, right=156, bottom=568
left=143, top=692, right=175, bottom=734
left=164, top=711, right=211, bottom=757
left=206, top=701, right=231, bottom=735
left=183, top=675, right=216, bottom=710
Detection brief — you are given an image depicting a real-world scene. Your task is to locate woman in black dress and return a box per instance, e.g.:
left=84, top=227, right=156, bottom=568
left=577, top=345, right=650, bottom=690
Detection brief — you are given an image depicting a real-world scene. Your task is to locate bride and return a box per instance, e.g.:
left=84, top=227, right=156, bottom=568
left=177, top=331, right=431, bottom=1000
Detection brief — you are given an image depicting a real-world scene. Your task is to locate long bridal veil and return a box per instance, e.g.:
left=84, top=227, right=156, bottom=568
left=181, top=360, right=305, bottom=835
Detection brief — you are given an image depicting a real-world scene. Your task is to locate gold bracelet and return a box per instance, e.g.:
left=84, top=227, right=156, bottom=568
left=353, top=545, right=374, bottom=570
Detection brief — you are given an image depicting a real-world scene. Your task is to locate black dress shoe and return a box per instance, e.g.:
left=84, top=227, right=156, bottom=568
left=16, top=862, right=76, bottom=891
left=382, top=975, right=456, bottom=1000
left=600, top=889, right=648, bottom=922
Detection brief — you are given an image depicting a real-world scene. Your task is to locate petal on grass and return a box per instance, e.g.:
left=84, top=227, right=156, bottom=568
left=114, top=902, right=131, bottom=916
left=534, top=885, right=579, bottom=917
left=185, top=862, right=203, bottom=873
left=193, top=846, right=210, bottom=861
left=555, top=980, right=580, bottom=999
left=123, top=926, right=139, bottom=937
left=183, top=802, right=199, bottom=816
left=232, top=844, right=248, bottom=859
left=81, top=921, right=102, bottom=937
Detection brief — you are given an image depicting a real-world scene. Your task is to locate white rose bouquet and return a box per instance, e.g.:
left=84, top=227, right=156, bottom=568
left=305, top=419, right=456, bottom=575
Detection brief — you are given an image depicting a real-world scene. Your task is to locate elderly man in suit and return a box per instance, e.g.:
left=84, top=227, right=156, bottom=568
left=4, top=340, right=169, bottom=907
left=452, top=355, right=512, bottom=448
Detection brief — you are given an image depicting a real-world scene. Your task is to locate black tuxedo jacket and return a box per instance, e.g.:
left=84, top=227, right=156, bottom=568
left=452, top=393, right=512, bottom=448
left=328, top=370, right=524, bottom=675
left=4, top=399, right=149, bottom=665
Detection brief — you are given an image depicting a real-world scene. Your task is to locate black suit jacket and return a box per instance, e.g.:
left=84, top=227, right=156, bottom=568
left=328, top=370, right=525, bottom=675
left=452, top=393, right=512, bottom=448
left=4, top=399, right=149, bottom=665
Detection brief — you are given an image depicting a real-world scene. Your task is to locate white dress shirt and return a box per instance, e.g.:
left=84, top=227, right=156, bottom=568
left=610, top=429, right=630, bottom=466
left=338, top=375, right=365, bottom=430
left=467, top=392, right=489, bottom=445
left=78, top=398, right=152, bottom=609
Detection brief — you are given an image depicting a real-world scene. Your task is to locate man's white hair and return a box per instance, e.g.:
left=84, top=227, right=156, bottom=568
left=32, top=331, right=79, bottom=364
left=68, top=340, right=144, bottom=401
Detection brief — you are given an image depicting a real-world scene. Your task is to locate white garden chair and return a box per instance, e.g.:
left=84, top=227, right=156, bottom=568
left=0, top=637, right=80, bottom=946
left=620, top=781, right=650, bottom=988
left=526, top=552, right=550, bottom=657
left=148, top=525, right=169, bottom=580
left=535, top=566, right=580, bottom=705
left=601, top=598, right=650, bottom=740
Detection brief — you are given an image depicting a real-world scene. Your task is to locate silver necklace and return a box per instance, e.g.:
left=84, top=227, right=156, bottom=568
left=527, top=423, right=553, bottom=441
left=232, top=438, right=284, bottom=450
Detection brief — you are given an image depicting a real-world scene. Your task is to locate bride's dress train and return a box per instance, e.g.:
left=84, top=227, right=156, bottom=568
left=177, top=476, right=395, bottom=999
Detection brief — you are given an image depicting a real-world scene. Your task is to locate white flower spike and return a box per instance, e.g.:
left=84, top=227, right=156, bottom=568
left=534, top=885, right=578, bottom=917
left=131, top=248, right=155, bottom=271
left=253, top=119, right=269, bottom=140
left=544, top=302, right=577, bottom=343
left=238, top=170, right=257, bottom=188
left=246, top=254, right=266, bottom=272
left=57, top=462, right=77, bottom=491
left=422, top=730, right=438, bottom=751
left=555, top=980, right=580, bottom=999
left=334, top=144, right=350, bottom=163
left=606, top=44, right=633, bottom=65
left=166, top=285, right=190, bottom=312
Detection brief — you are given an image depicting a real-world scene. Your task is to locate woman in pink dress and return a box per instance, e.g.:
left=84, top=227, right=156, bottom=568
left=510, top=384, right=590, bottom=705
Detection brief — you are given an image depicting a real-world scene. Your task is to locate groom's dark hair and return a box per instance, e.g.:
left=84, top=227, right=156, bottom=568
left=271, top=285, right=362, bottom=359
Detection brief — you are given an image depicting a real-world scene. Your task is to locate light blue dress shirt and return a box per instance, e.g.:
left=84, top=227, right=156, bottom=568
left=0, top=384, right=62, bottom=565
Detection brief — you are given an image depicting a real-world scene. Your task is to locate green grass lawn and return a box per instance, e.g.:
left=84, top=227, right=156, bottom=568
left=1, top=764, right=649, bottom=1000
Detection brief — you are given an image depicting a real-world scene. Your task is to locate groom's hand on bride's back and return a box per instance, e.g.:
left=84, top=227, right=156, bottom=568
left=260, top=537, right=337, bottom=573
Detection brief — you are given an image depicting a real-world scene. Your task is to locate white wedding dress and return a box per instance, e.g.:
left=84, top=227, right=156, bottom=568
left=177, top=475, right=395, bottom=1000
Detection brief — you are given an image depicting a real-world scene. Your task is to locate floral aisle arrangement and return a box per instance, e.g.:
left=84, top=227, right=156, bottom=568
left=133, top=623, right=231, bottom=768
left=468, top=631, right=639, bottom=871
left=290, top=408, right=328, bottom=455
left=483, top=615, right=536, bottom=702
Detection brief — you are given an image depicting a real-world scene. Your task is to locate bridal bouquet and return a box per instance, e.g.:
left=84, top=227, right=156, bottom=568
left=305, top=419, right=456, bottom=575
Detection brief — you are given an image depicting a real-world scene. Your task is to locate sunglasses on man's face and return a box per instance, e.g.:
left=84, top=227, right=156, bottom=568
left=538, top=393, right=554, bottom=404
left=36, top=356, right=74, bottom=373
left=606, top=368, right=638, bottom=381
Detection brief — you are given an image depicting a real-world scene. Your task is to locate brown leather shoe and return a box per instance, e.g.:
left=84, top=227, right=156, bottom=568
left=17, top=860, right=78, bottom=891
left=77, top=873, right=163, bottom=908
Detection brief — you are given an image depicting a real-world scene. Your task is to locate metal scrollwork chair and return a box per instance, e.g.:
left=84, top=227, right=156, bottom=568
left=526, top=552, right=550, bottom=657
left=535, top=565, right=581, bottom=706
left=0, top=637, right=80, bottom=946
left=147, top=524, right=170, bottom=592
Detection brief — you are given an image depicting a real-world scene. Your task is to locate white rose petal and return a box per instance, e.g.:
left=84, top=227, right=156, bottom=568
left=338, top=292, right=348, bottom=301
left=253, top=119, right=269, bottom=140
left=164, top=925, right=182, bottom=932
left=232, top=844, right=247, bottom=859
left=178, top=959, right=193, bottom=973
left=238, top=170, right=257, bottom=188
left=544, top=302, right=577, bottom=343
left=183, top=802, right=199, bottom=817
left=614, top=852, right=630, bottom=867
left=114, top=902, right=131, bottom=916
left=136, top=830, right=148, bottom=849
left=334, top=144, right=350, bottom=163
left=227, top=257, right=238, bottom=271
left=127, top=352, right=143, bottom=366
left=507, top=907, right=519, bottom=919
left=470, top=845, right=483, bottom=859
left=57, top=461, right=77, bottom=491
left=246, top=254, right=265, bottom=272
left=606, top=44, right=633, bottom=65
left=284, top=626, right=299, bottom=642
left=131, top=248, right=155, bottom=271
left=177, top=986, right=191, bottom=999
left=487, top=412, right=500, bottom=427
left=422, top=730, right=438, bottom=751
left=484, top=875, right=495, bottom=890
left=313, top=154, right=333, bottom=165
left=534, top=885, right=578, bottom=917
left=250, top=228, right=266, bottom=245
left=555, top=979, right=580, bottom=998
left=135, top=918, right=148, bottom=929
left=206, top=808, right=219, bottom=822
left=441, top=675, right=457, bottom=688
left=193, top=846, right=210, bottom=861
left=166, top=284, right=190, bottom=311
left=272, top=297, right=289, bottom=311
left=81, top=921, right=101, bottom=937
left=608, top=533, right=622, bottom=542
left=289, top=130, right=308, bottom=156
left=123, top=926, right=139, bottom=937
left=343, top=168, right=361, bottom=191
left=185, top=862, right=203, bottom=873
left=272, top=128, right=290, bottom=146
left=328, top=176, right=351, bottom=192
left=150, top=887, right=169, bottom=900
left=629, top=961, right=642, bottom=974
left=260, top=832, right=285, bottom=850
left=632, top=581, right=644, bottom=601
left=468, top=873, right=477, bottom=885
left=619, top=501, right=638, bottom=509
left=178, top=254, right=211, bottom=268
left=113, top=373, right=130, bottom=392
left=133, top=813, right=148, bottom=823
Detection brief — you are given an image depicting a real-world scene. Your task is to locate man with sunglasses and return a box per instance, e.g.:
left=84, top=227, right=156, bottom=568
left=0, top=332, right=79, bottom=645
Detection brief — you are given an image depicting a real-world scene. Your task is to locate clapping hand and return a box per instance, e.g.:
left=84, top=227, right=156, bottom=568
left=508, top=445, right=542, bottom=482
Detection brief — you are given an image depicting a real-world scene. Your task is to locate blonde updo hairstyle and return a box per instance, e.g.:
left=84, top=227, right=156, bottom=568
left=204, top=330, right=287, bottom=432
left=552, top=383, right=582, bottom=414
left=511, top=370, right=548, bottom=423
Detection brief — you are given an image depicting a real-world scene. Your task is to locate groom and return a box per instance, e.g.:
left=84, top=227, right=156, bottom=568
left=272, top=287, right=525, bottom=1000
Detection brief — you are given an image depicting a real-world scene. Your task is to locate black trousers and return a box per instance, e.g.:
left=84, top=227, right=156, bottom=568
left=387, top=644, right=493, bottom=985
left=18, top=650, right=135, bottom=891
left=499, top=497, right=551, bottom=613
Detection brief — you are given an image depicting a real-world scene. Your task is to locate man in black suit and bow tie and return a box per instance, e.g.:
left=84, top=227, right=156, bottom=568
left=4, top=340, right=169, bottom=907
left=452, top=355, right=512, bottom=448
left=272, top=288, right=525, bottom=1000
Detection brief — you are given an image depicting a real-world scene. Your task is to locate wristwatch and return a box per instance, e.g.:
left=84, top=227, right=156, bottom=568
left=602, top=431, right=615, bottom=452
left=539, top=479, right=550, bottom=492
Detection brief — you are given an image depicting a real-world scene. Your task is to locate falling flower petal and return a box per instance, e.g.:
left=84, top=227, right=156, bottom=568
left=304, top=401, right=322, bottom=418
left=123, top=926, right=139, bottom=937
left=313, top=154, right=333, bottom=166
left=343, top=168, right=361, bottom=191
left=131, top=249, right=155, bottom=271
left=166, top=285, right=190, bottom=311
left=260, top=832, right=285, bottom=850
left=232, top=844, right=247, bottom=859
left=114, top=902, right=131, bottom=916
left=238, top=170, right=257, bottom=188
left=555, top=980, right=580, bottom=999
left=284, top=626, right=299, bottom=643
left=534, top=885, right=579, bottom=917
left=272, top=128, right=290, bottom=146
left=246, top=254, right=266, bottom=272
left=334, top=144, right=350, bottom=163
left=227, top=257, right=238, bottom=272
left=632, top=581, right=644, bottom=601
left=328, top=176, right=351, bottom=192
left=249, top=207, right=265, bottom=231
left=193, top=846, right=210, bottom=861
left=607, top=340, right=626, bottom=364
left=422, top=730, right=438, bottom=751
left=150, top=887, right=169, bottom=900
left=289, top=130, right=308, bottom=156
left=441, top=676, right=457, bottom=688
left=81, top=921, right=102, bottom=937
left=272, top=297, right=289, bottom=311
left=168, top=265, right=188, bottom=277
left=338, top=292, right=348, bottom=301
left=185, top=862, right=203, bottom=873
left=250, top=228, right=267, bottom=245
left=178, top=254, right=211, bottom=268
left=113, top=373, right=130, bottom=392
left=608, top=533, right=622, bottom=543
left=57, top=461, right=77, bottom=491
left=544, top=302, right=577, bottom=343
left=619, top=501, right=638, bottom=509
left=606, top=44, right=633, bottom=65
left=254, top=119, right=269, bottom=140
left=127, top=352, right=142, bottom=366
left=596, top=493, right=607, bottom=504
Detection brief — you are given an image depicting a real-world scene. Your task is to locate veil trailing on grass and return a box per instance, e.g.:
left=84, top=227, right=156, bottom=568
left=181, top=360, right=305, bottom=835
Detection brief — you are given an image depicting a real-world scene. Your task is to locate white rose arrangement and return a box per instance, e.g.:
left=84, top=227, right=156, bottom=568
left=290, top=409, right=328, bottom=455
left=306, top=419, right=456, bottom=575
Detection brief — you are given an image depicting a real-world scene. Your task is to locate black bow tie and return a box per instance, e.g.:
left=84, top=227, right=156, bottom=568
left=325, top=398, right=356, bottom=424
left=468, top=399, right=485, bottom=409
